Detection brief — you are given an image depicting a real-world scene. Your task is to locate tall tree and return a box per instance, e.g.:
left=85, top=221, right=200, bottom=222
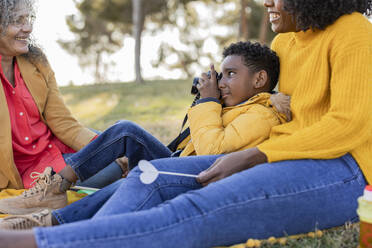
left=132, top=0, right=144, bottom=83
left=239, top=0, right=250, bottom=40
left=58, top=12, right=123, bottom=82
left=153, top=0, right=276, bottom=78
left=59, top=0, right=168, bottom=83
left=152, top=1, right=215, bottom=78
left=259, top=10, right=270, bottom=44
left=59, top=0, right=273, bottom=83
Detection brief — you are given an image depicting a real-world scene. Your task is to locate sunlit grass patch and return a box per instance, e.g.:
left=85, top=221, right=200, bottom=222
left=60, top=79, right=194, bottom=143
left=64, top=92, right=119, bottom=124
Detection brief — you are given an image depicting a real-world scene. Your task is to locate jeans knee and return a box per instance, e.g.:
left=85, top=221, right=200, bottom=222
left=127, top=166, right=142, bottom=179
left=112, top=120, right=143, bottom=134
left=115, top=120, right=136, bottom=129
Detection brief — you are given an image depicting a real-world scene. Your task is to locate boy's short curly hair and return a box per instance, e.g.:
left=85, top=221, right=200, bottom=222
left=283, top=0, right=372, bottom=30
left=223, top=41, right=280, bottom=92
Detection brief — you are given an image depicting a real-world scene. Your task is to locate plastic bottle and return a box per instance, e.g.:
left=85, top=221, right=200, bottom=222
left=357, top=185, right=372, bottom=248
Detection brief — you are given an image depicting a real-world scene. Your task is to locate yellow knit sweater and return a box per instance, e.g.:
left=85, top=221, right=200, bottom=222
left=257, top=13, right=372, bottom=183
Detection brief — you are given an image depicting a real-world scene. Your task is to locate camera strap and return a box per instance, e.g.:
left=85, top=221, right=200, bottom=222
left=167, top=119, right=190, bottom=152
left=167, top=94, right=200, bottom=152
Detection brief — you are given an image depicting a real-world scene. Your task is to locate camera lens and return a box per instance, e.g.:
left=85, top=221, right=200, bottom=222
left=191, top=71, right=220, bottom=95
left=191, top=77, right=199, bottom=95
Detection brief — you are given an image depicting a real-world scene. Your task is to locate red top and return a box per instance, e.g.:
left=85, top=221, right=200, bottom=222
left=0, top=56, right=75, bottom=188
left=365, top=185, right=372, bottom=192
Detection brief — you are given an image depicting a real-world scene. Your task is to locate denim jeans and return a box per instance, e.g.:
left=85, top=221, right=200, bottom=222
left=35, top=153, right=366, bottom=248
left=61, top=127, right=125, bottom=189
left=62, top=153, right=121, bottom=188
left=64, top=120, right=172, bottom=183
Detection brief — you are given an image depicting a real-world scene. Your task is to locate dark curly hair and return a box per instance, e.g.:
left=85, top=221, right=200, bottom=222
left=223, top=41, right=280, bottom=92
left=283, top=0, right=372, bottom=30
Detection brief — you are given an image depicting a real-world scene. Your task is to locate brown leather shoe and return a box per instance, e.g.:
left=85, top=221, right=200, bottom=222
left=0, top=209, right=53, bottom=230
left=0, top=167, right=69, bottom=215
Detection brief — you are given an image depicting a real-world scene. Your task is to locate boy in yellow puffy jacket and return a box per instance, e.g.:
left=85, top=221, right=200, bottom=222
left=176, top=41, right=286, bottom=156
left=0, top=41, right=288, bottom=216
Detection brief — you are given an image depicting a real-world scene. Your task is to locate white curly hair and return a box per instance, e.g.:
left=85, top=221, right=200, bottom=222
left=0, top=0, right=46, bottom=64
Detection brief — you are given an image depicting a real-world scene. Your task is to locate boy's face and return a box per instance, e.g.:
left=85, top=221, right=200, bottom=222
left=219, top=55, right=260, bottom=107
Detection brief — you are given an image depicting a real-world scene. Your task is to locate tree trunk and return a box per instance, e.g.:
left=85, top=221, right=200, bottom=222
left=239, top=0, right=249, bottom=41
left=132, top=0, right=145, bottom=83
left=259, top=10, right=269, bottom=44
left=95, top=51, right=102, bottom=83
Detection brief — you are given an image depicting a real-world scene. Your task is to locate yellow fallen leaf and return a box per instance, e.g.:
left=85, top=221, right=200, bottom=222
left=267, top=237, right=276, bottom=244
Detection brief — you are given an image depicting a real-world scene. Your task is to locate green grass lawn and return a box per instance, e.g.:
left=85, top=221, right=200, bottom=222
left=61, top=79, right=195, bottom=144
left=225, top=223, right=359, bottom=248
left=61, top=79, right=361, bottom=248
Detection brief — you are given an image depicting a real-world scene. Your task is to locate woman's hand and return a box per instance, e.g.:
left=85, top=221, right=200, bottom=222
left=196, top=148, right=268, bottom=186
left=197, top=64, right=220, bottom=99
left=270, top=92, right=291, bottom=121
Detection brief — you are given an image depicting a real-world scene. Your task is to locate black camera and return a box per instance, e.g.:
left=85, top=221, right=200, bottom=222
left=191, top=71, right=222, bottom=95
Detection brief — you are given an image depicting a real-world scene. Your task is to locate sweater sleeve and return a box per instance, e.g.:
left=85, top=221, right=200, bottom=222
left=188, top=101, right=280, bottom=155
left=258, top=32, right=372, bottom=161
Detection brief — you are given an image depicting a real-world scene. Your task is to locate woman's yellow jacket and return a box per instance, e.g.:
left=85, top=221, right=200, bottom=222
left=0, top=56, right=96, bottom=189
left=178, top=93, right=286, bottom=156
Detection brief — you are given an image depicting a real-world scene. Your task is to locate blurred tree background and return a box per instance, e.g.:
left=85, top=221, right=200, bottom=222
left=58, top=0, right=275, bottom=84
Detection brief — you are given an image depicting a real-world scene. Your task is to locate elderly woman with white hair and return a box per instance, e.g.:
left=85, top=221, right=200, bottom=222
left=0, top=0, right=124, bottom=196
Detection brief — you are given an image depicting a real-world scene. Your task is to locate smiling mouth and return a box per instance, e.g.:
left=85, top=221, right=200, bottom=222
left=269, top=13, right=280, bottom=22
left=221, top=93, right=230, bottom=99
left=15, top=37, right=28, bottom=41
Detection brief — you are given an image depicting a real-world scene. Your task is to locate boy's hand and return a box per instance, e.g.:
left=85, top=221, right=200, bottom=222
left=270, top=92, right=292, bottom=121
left=196, top=148, right=267, bottom=187
left=116, top=157, right=129, bottom=177
left=197, top=64, right=220, bottom=99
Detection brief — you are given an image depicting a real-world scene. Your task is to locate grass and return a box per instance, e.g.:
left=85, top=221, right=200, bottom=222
left=224, top=223, right=360, bottom=248
left=60, top=79, right=195, bottom=144
left=60, top=79, right=361, bottom=248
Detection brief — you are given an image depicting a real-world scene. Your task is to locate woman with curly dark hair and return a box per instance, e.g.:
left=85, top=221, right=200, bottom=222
left=0, top=0, right=124, bottom=193
left=0, top=0, right=371, bottom=247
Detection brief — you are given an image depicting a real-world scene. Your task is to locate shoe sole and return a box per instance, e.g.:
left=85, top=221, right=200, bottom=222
left=0, top=206, right=54, bottom=215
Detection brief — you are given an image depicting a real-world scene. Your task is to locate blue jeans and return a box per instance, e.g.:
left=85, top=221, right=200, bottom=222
left=34, top=154, right=366, bottom=248
left=62, top=153, right=122, bottom=188
left=64, top=120, right=172, bottom=184
left=62, top=127, right=124, bottom=189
